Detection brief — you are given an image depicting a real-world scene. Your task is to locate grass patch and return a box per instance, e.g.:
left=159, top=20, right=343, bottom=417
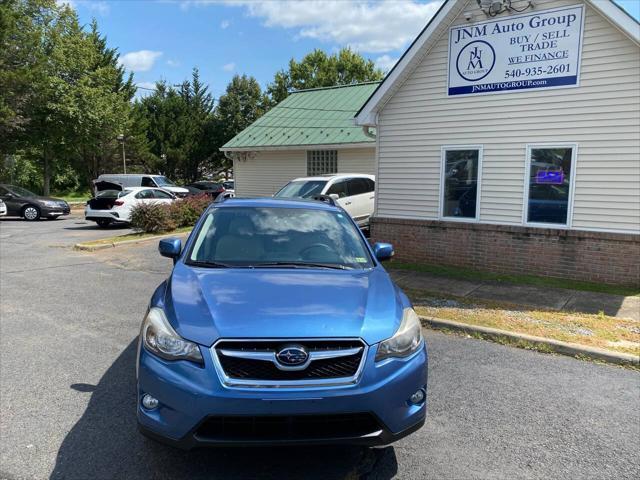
left=79, top=227, right=192, bottom=247
left=408, top=288, right=640, bottom=356
left=52, top=190, right=91, bottom=203
left=390, top=261, right=639, bottom=297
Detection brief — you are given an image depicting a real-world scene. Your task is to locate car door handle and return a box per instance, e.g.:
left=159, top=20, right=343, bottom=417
left=344, top=201, right=352, bottom=205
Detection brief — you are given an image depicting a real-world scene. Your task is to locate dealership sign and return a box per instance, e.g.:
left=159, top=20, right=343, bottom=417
left=448, top=5, right=584, bottom=96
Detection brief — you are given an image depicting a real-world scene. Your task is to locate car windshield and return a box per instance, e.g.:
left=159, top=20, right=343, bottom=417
left=7, top=185, right=36, bottom=197
left=188, top=206, right=373, bottom=270
left=154, top=176, right=175, bottom=187
left=274, top=180, right=327, bottom=199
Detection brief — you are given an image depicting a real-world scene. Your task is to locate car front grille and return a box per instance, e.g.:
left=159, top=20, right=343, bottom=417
left=212, top=339, right=366, bottom=387
left=195, top=413, right=381, bottom=442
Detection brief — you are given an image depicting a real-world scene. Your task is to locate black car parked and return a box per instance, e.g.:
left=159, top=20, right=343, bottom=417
left=186, top=181, right=226, bottom=198
left=0, top=184, right=70, bottom=221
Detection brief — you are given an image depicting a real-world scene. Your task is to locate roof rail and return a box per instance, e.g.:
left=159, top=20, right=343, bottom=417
left=311, top=194, right=338, bottom=207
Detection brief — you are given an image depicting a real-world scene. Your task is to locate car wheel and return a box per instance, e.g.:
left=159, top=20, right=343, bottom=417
left=96, top=219, right=111, bottom=228
left=22, top=205, right=40, bottom=221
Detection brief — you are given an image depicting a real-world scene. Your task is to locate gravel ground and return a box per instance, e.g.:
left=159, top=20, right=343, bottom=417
left=1, top=215, right=639, bottom=480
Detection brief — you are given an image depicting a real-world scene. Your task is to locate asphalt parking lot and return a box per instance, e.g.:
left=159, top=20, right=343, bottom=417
left=1, top=214, right=639, bottom=480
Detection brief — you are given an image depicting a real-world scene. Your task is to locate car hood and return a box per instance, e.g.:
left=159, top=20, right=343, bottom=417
left=163, top=264, right=406, bottom=346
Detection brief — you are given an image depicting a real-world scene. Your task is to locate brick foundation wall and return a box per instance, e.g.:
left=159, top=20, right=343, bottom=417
left=371, top=217, right=640, bottom=287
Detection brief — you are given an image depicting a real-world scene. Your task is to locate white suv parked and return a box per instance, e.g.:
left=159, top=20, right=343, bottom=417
left=275, top=174, right=375, bottom=228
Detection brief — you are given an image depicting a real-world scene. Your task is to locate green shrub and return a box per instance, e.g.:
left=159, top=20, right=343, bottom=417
left=130, top=202, right=177, bottom=233
left=169, top=194, right=214, bottom=227
left=130, top=194, right=214, bottom=233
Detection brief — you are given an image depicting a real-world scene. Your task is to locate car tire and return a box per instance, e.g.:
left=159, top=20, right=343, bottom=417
left=22, top=205, right=40, bottom=221
left=96, top=219, right=111, bottom=228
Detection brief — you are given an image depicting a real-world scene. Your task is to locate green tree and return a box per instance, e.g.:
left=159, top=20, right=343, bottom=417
left=0, top=0, right=44, bottom=146
left=19, top=0, right=86, bottom=194
left=267, top=48, right=384, bottom=104
left=214, top=74, right=267, bottom=170
left=0, top=0, right=138, bottom=194
left=134, top=68, right=217, bottom=182
left=71, top=20, right=139, bottom=187
left=181, top=68, right=215, bottom=181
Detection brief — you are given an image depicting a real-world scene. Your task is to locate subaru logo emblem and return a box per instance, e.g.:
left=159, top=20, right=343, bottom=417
left=276, top=345, right=308, bottom=366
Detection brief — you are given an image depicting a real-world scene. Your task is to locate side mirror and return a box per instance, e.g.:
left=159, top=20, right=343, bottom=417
left=159, top=238, right=182, bottom=262
left=328, top=193, right=339, bottom=201
left=373, top=242, right=394, bottom=262
left=4, top=193, right=13, bottom=199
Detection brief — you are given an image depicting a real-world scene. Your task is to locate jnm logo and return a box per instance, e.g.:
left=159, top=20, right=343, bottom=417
left=456, top=40, right=495, bottom=82
left=467, top=46, right=484, bottom=70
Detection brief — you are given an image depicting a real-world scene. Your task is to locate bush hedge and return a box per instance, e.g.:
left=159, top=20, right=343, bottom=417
left=129, top=194, right=214, bottom=233
left=169, top=194, right=213, bottom=228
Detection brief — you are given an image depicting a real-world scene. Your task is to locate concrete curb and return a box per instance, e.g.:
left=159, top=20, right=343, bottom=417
left=74, top=230, right=191, bottom=252
left=420, top=316, right=639, bottom=366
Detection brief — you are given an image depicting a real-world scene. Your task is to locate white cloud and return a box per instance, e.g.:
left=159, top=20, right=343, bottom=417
left=118, top=50, right=163, bottom=73
left=167, top=59, right=181, bottom=67
left=85, top=1, right=110, bottom=15
left=224, top=0, right=443, bottom=53
left=220, top=19, right=230, bottom=29
left=374, top=54, right=398, bottom=72
left=57, top=0, right=109, bottom=15
left=222, top=62, right=236, bottom=72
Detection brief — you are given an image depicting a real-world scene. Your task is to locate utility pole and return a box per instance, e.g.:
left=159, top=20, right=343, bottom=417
left=117, top=134, right=127, bottom=174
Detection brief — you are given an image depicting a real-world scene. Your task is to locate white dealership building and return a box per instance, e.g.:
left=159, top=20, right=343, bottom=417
left=355, top=0, right=639, bottom=285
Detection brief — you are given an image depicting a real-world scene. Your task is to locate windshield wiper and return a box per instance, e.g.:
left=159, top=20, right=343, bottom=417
left=187, top=260, right=234, bottom=269
left=250, top=261, right=352, bottom=270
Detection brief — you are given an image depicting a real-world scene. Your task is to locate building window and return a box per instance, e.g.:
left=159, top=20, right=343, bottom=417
left=524, top=145, right=576, bottom=226
left=440, top=147, right=482, bottom=220
left=307, top=150, right=337, bottom=176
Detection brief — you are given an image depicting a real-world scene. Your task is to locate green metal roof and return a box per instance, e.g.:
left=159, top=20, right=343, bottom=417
left=221, top=82, right=380, bottom=150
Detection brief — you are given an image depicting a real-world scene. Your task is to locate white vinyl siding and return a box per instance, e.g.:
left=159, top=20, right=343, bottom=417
left=376, top=0, right=640, bottom=234
left=233, top=147, right=376, bottom=197
left=337, top=148, right=377, bottom=175
left=234, top=151, right=307, bottom=197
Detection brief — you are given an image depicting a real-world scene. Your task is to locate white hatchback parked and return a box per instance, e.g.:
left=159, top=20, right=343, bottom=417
left=85, top=186, right=176, bottom=227
left=275, top=174, right=375, bottom=228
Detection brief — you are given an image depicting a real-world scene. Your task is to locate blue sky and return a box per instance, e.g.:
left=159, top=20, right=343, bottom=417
left=66, top=0, right=640, bottom=99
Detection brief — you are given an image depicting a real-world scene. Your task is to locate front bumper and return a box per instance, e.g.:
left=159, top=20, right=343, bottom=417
left=41, top=205, right=70, bottom=217
left=137, top=341, right=428, bottom=449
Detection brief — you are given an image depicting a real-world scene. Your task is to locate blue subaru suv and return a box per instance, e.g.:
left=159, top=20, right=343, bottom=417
left=137, top=197, right=428, bottom=448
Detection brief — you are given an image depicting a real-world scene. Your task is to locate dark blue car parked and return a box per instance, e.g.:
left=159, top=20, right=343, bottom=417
left=137, top=197, right=428, bottom=448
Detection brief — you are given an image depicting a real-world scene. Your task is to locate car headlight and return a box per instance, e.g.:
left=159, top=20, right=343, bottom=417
left=375, top=308, right=423, bottom=361
left=141, top=307, right=203, bottom=363
left=41, top=200, right=58, bottom=207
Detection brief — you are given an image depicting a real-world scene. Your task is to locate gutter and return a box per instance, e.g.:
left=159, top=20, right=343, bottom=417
left=362, top=125, right=376, bottom=139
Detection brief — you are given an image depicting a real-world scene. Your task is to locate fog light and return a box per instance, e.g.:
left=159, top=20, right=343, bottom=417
left=141, top=394, right=159, bottom=410
left=409, top=389, right=425, bottom=405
